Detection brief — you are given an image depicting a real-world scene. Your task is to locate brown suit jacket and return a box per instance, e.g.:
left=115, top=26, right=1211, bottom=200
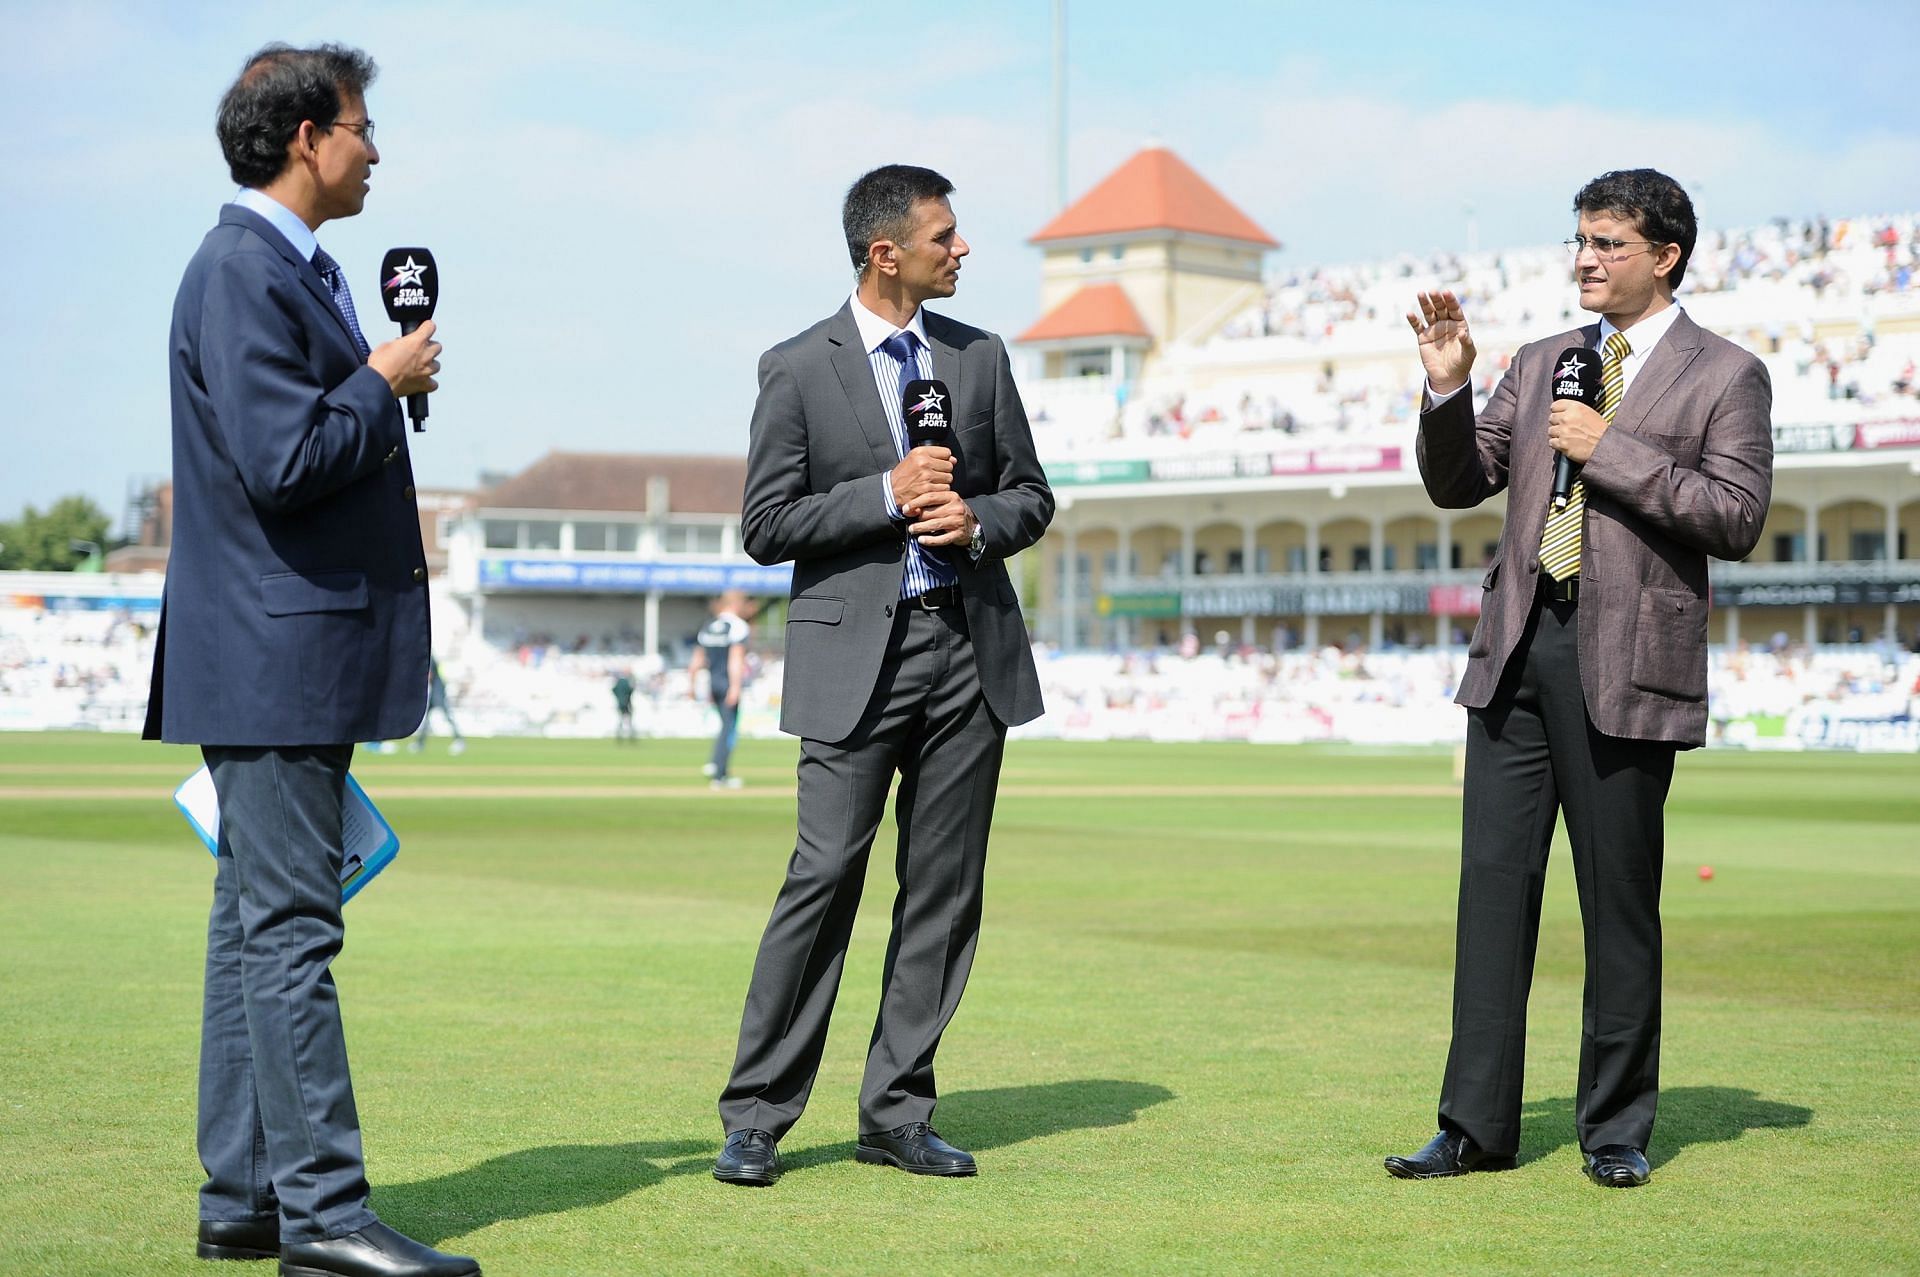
left=1417, top=309, right=1773, bottom=747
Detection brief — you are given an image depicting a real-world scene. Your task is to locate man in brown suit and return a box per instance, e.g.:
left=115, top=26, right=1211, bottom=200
left=1385, top=170, right=1773, bottom=1188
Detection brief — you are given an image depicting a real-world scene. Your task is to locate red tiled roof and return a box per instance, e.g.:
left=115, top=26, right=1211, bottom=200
left=481, top=452, right=745, bottom=514
left=1031, top=147, right=1277, bottom=247
left=1018, top=284, right=1152, bottom=343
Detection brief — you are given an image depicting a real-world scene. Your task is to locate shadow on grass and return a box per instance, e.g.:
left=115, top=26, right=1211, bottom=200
left=375, top=1139, right=711, bottom=1244
left=376, top=1079, right=1175, bottom=1240
left=1517, top=1085, right=1812, bottom=1168
left=780, top=1077, right=1177, bottom=1174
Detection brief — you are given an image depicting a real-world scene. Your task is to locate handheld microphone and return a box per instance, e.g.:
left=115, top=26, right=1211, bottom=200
left=901, top=378, right=953, bottom=449
left=379, top=248, right=439, bottom=431
left=1548, top=345, right=1603, bottom=507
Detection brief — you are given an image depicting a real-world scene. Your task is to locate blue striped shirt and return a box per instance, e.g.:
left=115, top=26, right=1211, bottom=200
left=849, top=293, right=956, bottom=598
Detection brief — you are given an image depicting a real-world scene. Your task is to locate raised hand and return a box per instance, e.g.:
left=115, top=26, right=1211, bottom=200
left=1405, top=290, right=1475, bottom=397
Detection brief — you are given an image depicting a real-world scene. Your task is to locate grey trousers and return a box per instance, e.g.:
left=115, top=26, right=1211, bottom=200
left=709, top=699, right=739, bottom=778
left=198, top=745, right=376, bottom=1243
left=1438, top=592, right=1676, bottom=1157
left=719, top=602, right=1006, bottom=1140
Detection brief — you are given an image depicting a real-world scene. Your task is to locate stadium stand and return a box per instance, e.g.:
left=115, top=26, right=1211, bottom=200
left=6, top=160, right=1914, bottom=750
left=1032, top=212, right=1920, bottom=453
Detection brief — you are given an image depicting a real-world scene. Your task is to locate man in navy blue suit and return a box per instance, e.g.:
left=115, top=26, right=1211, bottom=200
left=144, top=43, right=477, bottom=1276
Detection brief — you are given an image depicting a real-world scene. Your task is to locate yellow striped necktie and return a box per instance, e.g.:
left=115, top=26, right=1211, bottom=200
left=1539, top=331, right=1630, bottom=582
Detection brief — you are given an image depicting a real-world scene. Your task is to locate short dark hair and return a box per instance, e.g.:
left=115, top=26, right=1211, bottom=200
left=1573, top=168, right=1697, bottom=290
left=216, top=42, right=378, bottom=188
left=842, top=164, right=955, bottom=274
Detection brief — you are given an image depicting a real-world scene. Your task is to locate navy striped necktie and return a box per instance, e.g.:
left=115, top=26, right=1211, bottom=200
left=882, top=331, right=920, bottom=412
left=310, top=246, right=371, bottom=358
left=882, top=331, right=957, bottom=590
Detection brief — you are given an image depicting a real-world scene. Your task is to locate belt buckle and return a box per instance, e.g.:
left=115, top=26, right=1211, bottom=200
left=916, top=585, right=954, bottom=611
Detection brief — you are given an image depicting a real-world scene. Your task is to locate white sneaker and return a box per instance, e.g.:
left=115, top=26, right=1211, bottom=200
left=449, top=739, right=467, bottom=756
left=710, top=776, right=743, bottom=791
left=701, top=762, right=718, bottom=778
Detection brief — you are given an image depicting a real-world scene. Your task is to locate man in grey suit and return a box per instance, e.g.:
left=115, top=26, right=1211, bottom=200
left=150, top=43, right=475, bottom=1275
left=1385, top=170, right=1772, bottom=1188
left=713, top=164, right=1053, bottom=1186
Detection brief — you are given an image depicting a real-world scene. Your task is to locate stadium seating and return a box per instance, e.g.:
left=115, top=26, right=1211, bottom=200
left=7, top=594, right=1909, bottom=750
left=1027, top=212, right=1920, bottom=456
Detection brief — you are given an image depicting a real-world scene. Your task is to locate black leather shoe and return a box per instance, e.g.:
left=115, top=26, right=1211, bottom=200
left=1584, top=1144, right=1651, bottom=1187
left=713, top=1128, right=780, bottom=1186
left=197, top=1217, right=278, bottom=1260
left=855, top=1122, right=977, bottom=1177
left=1384, top=1130, right=1516, bottom=1179
left=279, top=1221, right=479, bottom=1277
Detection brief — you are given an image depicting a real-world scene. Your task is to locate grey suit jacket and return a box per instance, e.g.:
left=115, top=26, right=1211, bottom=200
left=1417, top=309, right=1773, bottom=747
left=743, top=302, right=1054, bottom=744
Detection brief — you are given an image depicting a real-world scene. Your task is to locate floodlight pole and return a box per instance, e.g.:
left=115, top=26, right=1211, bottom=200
left=1051, top=0, right=1067, bottom=213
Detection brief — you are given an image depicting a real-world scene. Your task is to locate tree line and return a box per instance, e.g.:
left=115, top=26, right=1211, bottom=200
left=0, top=495, right=117, bottom=571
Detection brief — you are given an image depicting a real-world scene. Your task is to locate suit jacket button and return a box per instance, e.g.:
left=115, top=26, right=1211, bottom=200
left=385, top=446, right=400, bottom=464
left=412, top=567, right=426, bottom=583
left=884, top=604, right=894, bottom=617
left=1526, top=557, right=1540, bottom=574
left=403, top=484, right=416, bottom=499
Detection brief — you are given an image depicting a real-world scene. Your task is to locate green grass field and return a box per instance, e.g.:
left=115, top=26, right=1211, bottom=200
left=1, top=732, right=1915, bottom=1274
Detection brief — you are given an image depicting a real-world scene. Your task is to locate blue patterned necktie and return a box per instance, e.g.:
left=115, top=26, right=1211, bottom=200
left=310, top=245, right=371, bottom=358
left=881, top=331, right=957, bottom=589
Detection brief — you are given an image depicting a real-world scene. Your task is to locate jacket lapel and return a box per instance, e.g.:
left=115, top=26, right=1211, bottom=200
left=1612, top=310, right=1703, bottom=436
left=924, top=310, right=963, bottom=411
left=826, top=302, right=909, bottom=469
left=219, top=205, right=364, bottom=360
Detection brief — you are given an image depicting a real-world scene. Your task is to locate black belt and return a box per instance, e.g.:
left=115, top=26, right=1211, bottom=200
left=909, top=584, right=961, bottom=610
left=1540, top=574, right=1579, bottom=603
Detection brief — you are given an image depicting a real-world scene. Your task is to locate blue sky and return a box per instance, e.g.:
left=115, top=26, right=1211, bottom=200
left=3, top=0, right=1916, bottom=527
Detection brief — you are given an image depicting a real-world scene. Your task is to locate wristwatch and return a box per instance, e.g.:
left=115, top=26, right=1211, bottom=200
left=967, top=519, right=986, bottom=560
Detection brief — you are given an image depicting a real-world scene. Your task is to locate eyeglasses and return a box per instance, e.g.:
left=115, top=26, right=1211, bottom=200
left=328, top=119, right=376, bottom=143
left=1564, top=234, right=1659, bottom=259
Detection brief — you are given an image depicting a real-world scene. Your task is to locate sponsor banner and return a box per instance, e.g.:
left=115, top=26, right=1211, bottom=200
left=7, top=592, right=161, bottom=613
left=1044, top=459, right=1151, bottom=485
left=479, top=558, right=793, bottom=595
left=1786, top=707, right=1919, bottom=752
left=1098, top=591, right=1182, bottom=619
left=1771, top=422, right=1854, bottom=453
left=1854, top=417, right=1920, bottom=450
left=1715, top=578, right=1920, bottom=607
left=1427, top=584, right=1483, bottom=617
left=1108, top=581, right=1431, bottom=617
left=1768, top=416, right=1920, bottom=453
left=1107, top=579, right=1488, bottom=618
left=1047, top=447, right=1402, bottom=486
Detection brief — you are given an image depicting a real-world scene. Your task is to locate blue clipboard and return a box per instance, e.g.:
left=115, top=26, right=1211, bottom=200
left=174, top=766, right=399, bottom=904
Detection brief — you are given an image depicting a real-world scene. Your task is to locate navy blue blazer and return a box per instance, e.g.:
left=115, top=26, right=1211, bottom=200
left=144, top=204, right=430, bottom=746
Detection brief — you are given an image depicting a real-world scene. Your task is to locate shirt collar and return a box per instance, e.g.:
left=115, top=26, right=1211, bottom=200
left=232, top=188, right=319, bottom=263
left=1600, top=302, right=1683, bottom=358
left=849, top=290, right=929, bottom=355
